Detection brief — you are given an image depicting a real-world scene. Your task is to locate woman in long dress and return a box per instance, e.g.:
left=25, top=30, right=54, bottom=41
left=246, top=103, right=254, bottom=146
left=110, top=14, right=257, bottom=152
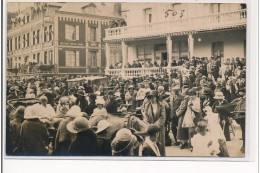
left=143, top=90, right=166, bottom=156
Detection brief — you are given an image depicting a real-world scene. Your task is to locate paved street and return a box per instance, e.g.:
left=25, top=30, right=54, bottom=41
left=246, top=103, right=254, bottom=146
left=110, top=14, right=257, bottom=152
left=165, top=120, right=245, bottom=157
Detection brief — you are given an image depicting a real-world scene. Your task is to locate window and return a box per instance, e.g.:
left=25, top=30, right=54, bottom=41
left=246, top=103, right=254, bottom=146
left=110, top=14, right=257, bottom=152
left=90, top=27, right=96, bottom=41
left=44, top=27, right=48, bottom=42
left=212, top=42, right=224, bottom=58
left=65, top=50, right=79, bottom=66
left=27, top=33, right=30, bottom=47
left=27, top=15, right=30, bottom=23
left=7, top=40, right=9, bottom=51
left=33, top=31, right=36, bottom=45
left=15, top=37, right=17, bottom=50
left=37, top=53, right=40, bottom=64
left=23, top=35, right=26, bottom=48
left=18, top=57, right=21, bottom=60
left=65, top=24, right=79, bottom=40
left=49, top=25, right=53, bottom=41
left=90, top=51, right=97, bottom=67
left=179, top=41, right=188, bottom=57
left=49, top=51, right=53, bottom=65
left=37, top=30, right=40, bottom=44
left=44, top=51, right=48, bottom=64
left=33, top=54, right=36, bottom=60
left=137, top=44, right=152, bottom=59
left=18, top=36, right=20, bottom=49
left=10, top=39, right=12, bottom=51
left=15, top=57, right=17, bottom=61
left=145, top=8, right=152, bottom=24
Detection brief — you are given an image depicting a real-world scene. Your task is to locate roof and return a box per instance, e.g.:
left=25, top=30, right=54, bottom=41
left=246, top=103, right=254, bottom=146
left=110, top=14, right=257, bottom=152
left=57, top=2, right=121, bottom=18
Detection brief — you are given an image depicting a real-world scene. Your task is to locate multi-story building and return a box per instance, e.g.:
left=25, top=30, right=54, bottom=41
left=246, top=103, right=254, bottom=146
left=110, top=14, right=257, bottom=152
left=104, top=3, right=247, bottom=78
left=7, top=2, right=121, bottom=79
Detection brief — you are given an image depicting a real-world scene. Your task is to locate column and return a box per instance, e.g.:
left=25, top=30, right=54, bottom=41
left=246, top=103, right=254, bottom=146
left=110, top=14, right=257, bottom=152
left=188, top=33, right=194, bottom=60
left=105, top=42, right=110, bottom=70
left=54, top=16, right=59, bottom=73
left=122, top=41, right=127, bottom=69
left=166, top=35, right=172, bottom=67
left=85, top=20, right=89, bottom=73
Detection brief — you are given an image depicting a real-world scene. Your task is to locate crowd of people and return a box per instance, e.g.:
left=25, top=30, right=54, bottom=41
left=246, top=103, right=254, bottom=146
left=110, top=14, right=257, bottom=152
left=6, top=56, right=246, bottom=157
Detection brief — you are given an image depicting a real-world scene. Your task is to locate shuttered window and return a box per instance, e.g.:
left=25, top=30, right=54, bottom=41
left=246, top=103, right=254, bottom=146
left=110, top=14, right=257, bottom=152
left=65, top=24, right=79, bottom=40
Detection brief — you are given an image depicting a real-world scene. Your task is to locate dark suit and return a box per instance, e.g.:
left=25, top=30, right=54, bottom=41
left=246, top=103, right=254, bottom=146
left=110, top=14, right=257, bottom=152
left=106, top=98, right=118, bottom=114
left=142, top=140, right=161, bottom=156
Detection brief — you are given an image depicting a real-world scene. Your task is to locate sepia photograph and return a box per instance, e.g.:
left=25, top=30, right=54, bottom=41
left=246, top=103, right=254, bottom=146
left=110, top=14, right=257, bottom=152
left=5, top=1, right=248, bottom=158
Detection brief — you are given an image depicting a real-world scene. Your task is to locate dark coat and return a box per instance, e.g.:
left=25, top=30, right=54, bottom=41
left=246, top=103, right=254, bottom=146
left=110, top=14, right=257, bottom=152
left=96, top=135, right=112, bottom=156
left=106, top=98, right=118, bottom=114
left=142, top=140, right=162, bottom=156
left=84, top=102, right=97, bottom=116
left=176, top=96, right=189, bottom=141
left=68, top=129, right=98, bottom=156
left=20, top=119, right=49, bottom=155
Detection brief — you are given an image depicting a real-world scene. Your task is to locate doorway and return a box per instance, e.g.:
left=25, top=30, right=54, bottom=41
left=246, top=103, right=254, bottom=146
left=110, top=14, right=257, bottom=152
left=161, top=52, right=167, bottom=61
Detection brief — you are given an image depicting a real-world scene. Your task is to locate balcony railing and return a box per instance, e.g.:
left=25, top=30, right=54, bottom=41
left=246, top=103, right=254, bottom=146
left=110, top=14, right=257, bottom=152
left=105, top=10, right=246, bottom=40
left=106, top=66, right=181, bottom=78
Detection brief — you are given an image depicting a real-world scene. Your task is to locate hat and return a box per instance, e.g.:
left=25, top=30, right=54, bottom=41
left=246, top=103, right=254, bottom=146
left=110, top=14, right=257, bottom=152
left=147, top=124, right=160, bottom=136
left=111, top=128, right=137, bottom=154
left=39, top=95, right=48, bottom=102
left=158, top=86, right=164, bottom=91
left=213, top=92, right=225, bottom=100
left=66, top=117, right=90, bottom=133
left=238, top=87, right=246, bottom=92
left=96, top=98, right=105, bottom=105
left=147, top=90, right=158, bottom=97
left=60, top=97, right=69, bottom=104
left=128, top=85, right=134, bottom=89
left=77, top=90, right=85, bottom=96
left=95, top=120, right=112, bottom=134
left=202, top=88, right=214, bottom=96
left=24, top=104, right=41, bottom=119
left=66, top=105, right=84, bottom=118
left=107, top=90, right=114, bottom=96
left=13, top=106, right=25, bottom=118
left=114, top=92, right=121, bottom=97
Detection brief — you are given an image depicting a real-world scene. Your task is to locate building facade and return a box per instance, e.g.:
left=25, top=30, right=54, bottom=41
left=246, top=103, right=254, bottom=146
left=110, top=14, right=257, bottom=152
left=7, top=2, right=121, bottom=78
left=104, top=3, right=247, bottom=78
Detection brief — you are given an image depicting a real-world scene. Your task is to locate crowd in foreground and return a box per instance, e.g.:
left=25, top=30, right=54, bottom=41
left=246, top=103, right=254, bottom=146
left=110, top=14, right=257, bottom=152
left=6, top=56, right=246, bottom=157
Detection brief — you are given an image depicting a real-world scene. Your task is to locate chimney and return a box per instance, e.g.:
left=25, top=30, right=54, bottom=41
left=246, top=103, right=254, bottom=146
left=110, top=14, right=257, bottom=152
left=114, top=2, right=121, bottom=16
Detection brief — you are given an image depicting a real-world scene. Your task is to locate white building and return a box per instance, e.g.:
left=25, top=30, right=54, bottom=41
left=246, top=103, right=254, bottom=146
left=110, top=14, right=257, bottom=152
left=104, top=3, right=247, bottom=78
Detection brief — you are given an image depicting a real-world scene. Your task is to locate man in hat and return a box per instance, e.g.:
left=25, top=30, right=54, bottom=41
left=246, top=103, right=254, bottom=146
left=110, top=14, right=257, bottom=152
left=105, top=90, right=118, bottom=114
left=75, top=90, right=88, bottom=112
left=212, top=92, right=230, bottom=141
left=67, top=117, right=98, bottom=156
left=10, top=106, right=25, bottom=154
left=20, top=105, right=50, bottom=155
left=142, top=124, right=161, bottom=156
left=95, top=120, right=112, bottom=156
left=84, top=93, right=97, bottom=116
left=125, top=85, right=137, bottom=111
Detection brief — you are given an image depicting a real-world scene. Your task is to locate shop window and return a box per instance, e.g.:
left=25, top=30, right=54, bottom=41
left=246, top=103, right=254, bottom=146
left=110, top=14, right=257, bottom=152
left=212, top=41, right=224, bottom=58
left=90, top=27, right=96, bottom=42
left=65, top=24, right=79, bottom=40
left=90, top=51, right=97, bottom=67
left=65, top=50, right=79, bottom=66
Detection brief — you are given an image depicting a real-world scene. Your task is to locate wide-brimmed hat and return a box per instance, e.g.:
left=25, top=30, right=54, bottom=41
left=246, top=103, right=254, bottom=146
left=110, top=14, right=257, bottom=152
left=147, top=124, right=160, bottom=136
left=95, top=120, right=112, bottom=134
left=66, top=105, right=84, bottom=118
left=114, top=92, right=121, bottom=97
left=213, top=92, right=225, bottom=100
left=96, top=98, right=105, bottom=105
left=111, top=128, right=137, bottom=154
left=66, top=117, right=90, bottom=134
left=24, top=104, right=41, bottom=119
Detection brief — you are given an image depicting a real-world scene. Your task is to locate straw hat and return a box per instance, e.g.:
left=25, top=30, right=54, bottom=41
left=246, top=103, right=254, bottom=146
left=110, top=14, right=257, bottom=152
left=24, top=104, right=41, bottom=119
left=66, top=105, right=84, bottom=118
left=66, top=117, right=90, bottom=134
left=213, top=92, right=225, bottom=100
left=95, top=120, right=112, bottom=134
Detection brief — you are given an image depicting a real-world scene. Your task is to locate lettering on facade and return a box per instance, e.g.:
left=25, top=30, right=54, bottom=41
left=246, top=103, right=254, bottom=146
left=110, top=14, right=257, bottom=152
left=59, top=42, right=84, bottom=46
left=164, top=9, right=185, bottom=18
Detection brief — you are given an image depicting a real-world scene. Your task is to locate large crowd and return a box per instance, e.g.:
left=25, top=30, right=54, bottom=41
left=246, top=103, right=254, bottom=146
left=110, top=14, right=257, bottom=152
left=6, top=56, right=246, bottom=157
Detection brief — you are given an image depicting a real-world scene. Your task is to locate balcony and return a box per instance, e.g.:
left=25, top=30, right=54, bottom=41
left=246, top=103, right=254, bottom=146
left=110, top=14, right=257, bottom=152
left=106, top=66, right=181, bottom=78
left=105, top=10, right=246, bottom=41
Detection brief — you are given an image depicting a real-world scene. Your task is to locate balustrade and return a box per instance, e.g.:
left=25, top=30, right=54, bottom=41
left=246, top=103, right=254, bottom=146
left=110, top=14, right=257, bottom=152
left=105, top=10, right=246, bottom=40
